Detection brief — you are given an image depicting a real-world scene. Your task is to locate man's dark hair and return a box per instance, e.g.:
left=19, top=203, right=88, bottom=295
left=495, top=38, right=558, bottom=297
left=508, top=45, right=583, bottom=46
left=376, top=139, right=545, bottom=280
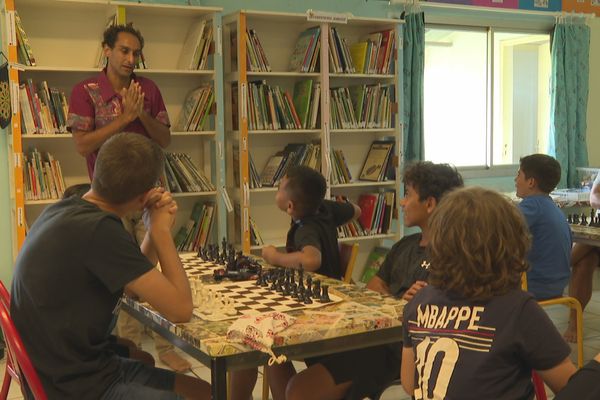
left=403, top=161, right=464, bottom=202
left=519, top=154, right=561, bottom=194
left=62, top=183, right=91, bottom=199
left=92, top=133, right=164, bottom=205
left=284, top=166, right=327, bottom=217
left=102, top=23, right=144, bottom=50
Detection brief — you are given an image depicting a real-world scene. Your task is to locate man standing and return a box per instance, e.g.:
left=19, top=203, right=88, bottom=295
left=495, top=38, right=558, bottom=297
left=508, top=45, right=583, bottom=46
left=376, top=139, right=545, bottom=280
left=67, top=24, right=190, bottom=372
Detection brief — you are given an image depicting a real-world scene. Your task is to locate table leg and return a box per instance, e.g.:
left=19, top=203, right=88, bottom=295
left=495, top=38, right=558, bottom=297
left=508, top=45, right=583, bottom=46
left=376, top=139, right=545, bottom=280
left=211, top=357, right=227, bottom=400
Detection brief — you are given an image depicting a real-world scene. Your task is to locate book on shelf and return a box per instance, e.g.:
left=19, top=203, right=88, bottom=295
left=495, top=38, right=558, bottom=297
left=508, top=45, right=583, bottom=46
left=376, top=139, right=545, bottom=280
left=347, top=29, right=396, bottom=75
left=159, top=152, right=215, bottom=193
left=360, top=246, right=389, bottom=284
left=259, top=142, right=321, bottom=187
left=330, top=149, right=352, bottom=185
left=357, top=190, right=395, bottom=234
left=332, top=196, right=365, bottom=238
left=247, top=81, right=301, bottom=130
left=331, top=84, right=394, bottom=130
left=174, top=201, right=215, bottom=251
left=289, top=26, right=320, bottom=73
left=14, top=11, right=35, bottom=66
left=174, top=85, right=214, bottom=132
left=249, top=216, right=264, bottom=246
left=23, top=149, right=65, bottom=201
left=359, top=140, right=394, bottom=182
left=177, top=18, right=213, bottom=70
left=246, top=29, right=271, bottom=72
left=19, top=80, right=69, bottom=135
left=292, top=80, right=321, bottom=129
left=329, top=27, right=355, bottom=74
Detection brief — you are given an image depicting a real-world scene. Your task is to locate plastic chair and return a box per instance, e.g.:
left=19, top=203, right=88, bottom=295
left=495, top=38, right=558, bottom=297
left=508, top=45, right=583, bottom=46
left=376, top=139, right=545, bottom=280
left=0, top=281, right=47, bottom=400
left=339, top=243, right=359, bottom=283
left=521, top=273, right=584, bottom=368
left=531, top=371, right=548, bottom=400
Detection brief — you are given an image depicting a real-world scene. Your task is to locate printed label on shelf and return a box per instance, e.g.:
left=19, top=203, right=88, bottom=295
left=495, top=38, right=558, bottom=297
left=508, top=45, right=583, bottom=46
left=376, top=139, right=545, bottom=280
left=17, top=207, right=23, bottom=226
left=10, top=81, right=19, bottom=114
left=241, top=83, right=247, bottom=120
left=13, top=153, right=21, bottom=168
left=306, top=9, right=348, bottom=24
left=243, top=208, right=249, bottom=232
left=221, top=187, right=233, bottom=213
left=218, top=142, right=223, bottom=159
left=7, top=11, right=16, bottom=46
left=216, top=25, right=222, bottom=56
left=243, top=182, right=249, bottom=205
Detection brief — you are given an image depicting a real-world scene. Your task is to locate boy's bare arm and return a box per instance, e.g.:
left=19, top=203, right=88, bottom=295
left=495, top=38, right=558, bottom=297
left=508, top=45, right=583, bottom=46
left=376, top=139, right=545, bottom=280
left=262, top=245, right=322, bottom=271
left=125, top=192, right=193, bottom=322
left=537, top=356, right=577, bottom=394
left=366, top=275, right=391, bottom=295
left=351, top=202, right=362, bottom=220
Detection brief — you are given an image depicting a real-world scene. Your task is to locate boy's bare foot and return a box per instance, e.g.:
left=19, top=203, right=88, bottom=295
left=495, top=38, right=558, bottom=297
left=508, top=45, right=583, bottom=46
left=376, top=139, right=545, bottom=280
left=159, top=349, right=191, bottom=372
left=563, top=322, right=578, bottom=343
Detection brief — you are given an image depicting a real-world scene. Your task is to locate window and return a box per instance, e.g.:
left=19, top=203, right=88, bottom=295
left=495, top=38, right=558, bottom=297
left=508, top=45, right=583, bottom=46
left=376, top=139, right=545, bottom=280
left=423, top=26, right=551, bottom=168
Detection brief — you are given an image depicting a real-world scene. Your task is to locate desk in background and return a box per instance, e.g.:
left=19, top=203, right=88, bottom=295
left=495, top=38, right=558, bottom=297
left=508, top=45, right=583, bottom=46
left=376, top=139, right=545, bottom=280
left=122, top=277, right=405, bottom=399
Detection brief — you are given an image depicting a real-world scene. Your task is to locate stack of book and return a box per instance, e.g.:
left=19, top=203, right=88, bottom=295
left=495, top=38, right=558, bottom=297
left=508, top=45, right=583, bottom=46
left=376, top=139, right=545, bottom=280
left=249, top=154, right=262, bottom=189
left=349, top=28, right=395, bottom=75
left=174, top=201, right=215, bottom=251
left=357, top=190, right=395, bottom=235
left=174, top=85, right=214, bottom=132
left=23, top=149, right=65, bottom=201
left=289, top=26, right=320, bottom=73
left=247, top=81, right=301, bottom=130
left=246, top=29, right=271, bottom=72
left=332, top=196, right=366, bottom=238
left=329, top=27, right=355, bottom=73
left=19, top=80, right=69, bottom=135
left=260, top=142, right=321, bottom=187
left=160, top=153, right=215, bottom=193
left=292, top=80, right=320, bottom=130
left=330, top=84, right=394, bottom=130
left=177, top=19, right=213, bottom=70
left=15, top=11, right=35, bottom=66
left=330, top=149, right=352, bottom=185
left=359, top=139, right=395, bottom=182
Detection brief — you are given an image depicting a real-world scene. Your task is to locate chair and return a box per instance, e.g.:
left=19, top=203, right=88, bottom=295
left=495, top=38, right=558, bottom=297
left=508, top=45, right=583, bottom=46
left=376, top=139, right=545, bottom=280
left=0, top=281, right=47, bottom=400
left=531, top=371, right=548, bottom=400
left=521, top=273, right=584, bottom=368
left=339, top=243, right=359, bottom=283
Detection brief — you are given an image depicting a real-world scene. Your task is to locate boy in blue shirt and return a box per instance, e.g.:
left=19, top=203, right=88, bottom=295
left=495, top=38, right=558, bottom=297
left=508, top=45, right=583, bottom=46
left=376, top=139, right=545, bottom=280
left=515, top=154, right=572, bottom=299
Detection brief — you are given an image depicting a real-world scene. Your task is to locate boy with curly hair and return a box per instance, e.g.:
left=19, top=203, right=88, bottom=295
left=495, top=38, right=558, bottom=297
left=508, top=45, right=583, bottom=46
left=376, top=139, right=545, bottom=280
left=401, top=187, right=576, bottom=399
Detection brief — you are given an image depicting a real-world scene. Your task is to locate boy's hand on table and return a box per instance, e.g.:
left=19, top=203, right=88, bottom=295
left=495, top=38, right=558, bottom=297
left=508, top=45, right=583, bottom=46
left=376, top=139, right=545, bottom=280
left=261, top=245, right=278, bottom=264
left=402, top=281, right=428, bottom=301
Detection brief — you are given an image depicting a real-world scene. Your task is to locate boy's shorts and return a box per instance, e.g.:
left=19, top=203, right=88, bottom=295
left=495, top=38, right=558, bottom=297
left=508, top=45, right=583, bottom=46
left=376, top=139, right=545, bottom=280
left=305, top=342, right=401, bottom=397
left=101, top=357, right=183, bottom=400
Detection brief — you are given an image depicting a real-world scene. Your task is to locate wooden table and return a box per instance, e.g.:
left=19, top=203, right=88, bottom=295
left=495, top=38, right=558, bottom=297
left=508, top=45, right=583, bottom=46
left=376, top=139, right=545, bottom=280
left=122, top=276, right=405, bottom=399
left=571, top=224, right=600, bottom=246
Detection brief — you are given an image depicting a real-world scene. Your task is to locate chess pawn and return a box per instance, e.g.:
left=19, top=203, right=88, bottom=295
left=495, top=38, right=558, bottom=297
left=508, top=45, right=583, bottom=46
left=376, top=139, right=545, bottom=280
left=320, top=285, right=332, bottom=303
left=305, top=276, right=313, bottom=298
left=567, top=214, right=573, bottom=224
left=313, top=280, right=321, bottom=298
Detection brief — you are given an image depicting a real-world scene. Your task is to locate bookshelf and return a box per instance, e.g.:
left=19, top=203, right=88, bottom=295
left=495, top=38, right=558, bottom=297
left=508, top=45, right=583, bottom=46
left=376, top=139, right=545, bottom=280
left=2, top=0, right=225, bottom=257
left=223, top=10, right=403, bottom=281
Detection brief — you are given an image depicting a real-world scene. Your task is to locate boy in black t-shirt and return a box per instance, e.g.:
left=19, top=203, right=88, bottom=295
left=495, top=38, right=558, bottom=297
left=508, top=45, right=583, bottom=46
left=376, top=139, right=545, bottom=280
left=402, top=187, right=576, bottom=399
left=11, top=134, right=210, bottom=400
left=230, top=166, right=360, bottom=400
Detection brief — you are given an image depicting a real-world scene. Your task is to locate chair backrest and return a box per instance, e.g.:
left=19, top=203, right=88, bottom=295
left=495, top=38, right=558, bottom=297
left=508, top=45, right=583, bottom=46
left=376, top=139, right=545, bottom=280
left=339, top=243, right=359, bottom=283
left=531, top=371, right=548, bottom=400
left=0, top=280, right=10, bottom=309
left=0, top=281, right=47, bottom=400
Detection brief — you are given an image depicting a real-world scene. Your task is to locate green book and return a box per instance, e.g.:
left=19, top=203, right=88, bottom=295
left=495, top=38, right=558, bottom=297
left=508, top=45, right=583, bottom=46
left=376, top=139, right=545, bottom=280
left=360, top=246, right=389, bottom=284
left=293, top=80, right=313, bottom=129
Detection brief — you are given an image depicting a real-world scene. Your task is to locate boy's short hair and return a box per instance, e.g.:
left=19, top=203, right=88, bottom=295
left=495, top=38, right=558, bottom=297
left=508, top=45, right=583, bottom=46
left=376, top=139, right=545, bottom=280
left=62, top=183, right=91, bottom=199
left=428, top=187, right=531, bottom=301
left=102, top=23, right=144, bottom=50
left=403, top=161, right=464, bottom=202
left=92, top=133, right=164, bottom=205
left=519, top=154, right=561, bottom=193
left=284, top=166, right=326, bottom=217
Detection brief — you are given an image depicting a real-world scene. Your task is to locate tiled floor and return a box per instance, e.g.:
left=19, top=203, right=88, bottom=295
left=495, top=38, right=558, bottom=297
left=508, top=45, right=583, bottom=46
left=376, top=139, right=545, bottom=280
left=4, top=291, right=600, bottom=400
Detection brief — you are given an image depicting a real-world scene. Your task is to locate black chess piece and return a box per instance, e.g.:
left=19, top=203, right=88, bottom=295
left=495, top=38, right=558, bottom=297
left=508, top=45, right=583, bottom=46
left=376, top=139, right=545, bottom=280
left=255, top=270, right=263, bottom=286
left=581, top=215, right=588, bottom=226
left=303, top=294, right=313, bottom=304
left=313, top=280, right=321, bottom=298
left=319, top=285, right=332, bottom=303
left=573, top=214, right=580, bottom=224
left=590, top=210, right=596, bottom=227
left=567, top=214, right=573, bottom=224
left=291, top=284, right=299, bottom=299
left=305, top=276, right=313, bottom=298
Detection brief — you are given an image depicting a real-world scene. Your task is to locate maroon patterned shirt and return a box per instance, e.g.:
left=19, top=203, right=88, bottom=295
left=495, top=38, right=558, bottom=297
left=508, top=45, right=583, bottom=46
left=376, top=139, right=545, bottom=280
left=67, top=69, right=170, bottom=179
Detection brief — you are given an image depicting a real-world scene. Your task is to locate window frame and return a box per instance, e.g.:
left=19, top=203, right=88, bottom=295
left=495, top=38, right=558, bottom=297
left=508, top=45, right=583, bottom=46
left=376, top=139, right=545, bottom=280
left=424, top=23, right=552, bottom=175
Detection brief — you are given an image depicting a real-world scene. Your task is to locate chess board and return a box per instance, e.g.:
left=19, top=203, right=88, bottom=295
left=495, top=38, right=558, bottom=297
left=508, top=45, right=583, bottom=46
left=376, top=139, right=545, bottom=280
left=180, top=253, right=224, bottom=279
left=193, top=280, right=343, bottom=322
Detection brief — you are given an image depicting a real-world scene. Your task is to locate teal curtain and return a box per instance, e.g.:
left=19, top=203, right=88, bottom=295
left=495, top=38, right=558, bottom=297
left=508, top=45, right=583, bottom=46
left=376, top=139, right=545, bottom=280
left=402, top=12, right=425, bottom=162
left=549, top=22, right=590, bottom=188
